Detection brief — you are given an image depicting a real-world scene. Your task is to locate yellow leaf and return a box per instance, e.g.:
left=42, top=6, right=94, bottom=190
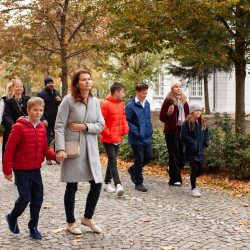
left=52, top=228, right=67, bottom=233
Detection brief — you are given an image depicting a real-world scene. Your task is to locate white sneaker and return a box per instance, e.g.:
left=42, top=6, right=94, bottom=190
left=186, top=176, right=191, bottom=189
left=173, top=182, right=181, bottom=186
left=103, top=183, right=115, bottom=193
left=191, top=188, right=201, bottom=197
left=116, top=184, right=124, bottom=197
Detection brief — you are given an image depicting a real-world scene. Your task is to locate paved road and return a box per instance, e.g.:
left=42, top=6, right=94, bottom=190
left=0, top=158, right=249, bottom=249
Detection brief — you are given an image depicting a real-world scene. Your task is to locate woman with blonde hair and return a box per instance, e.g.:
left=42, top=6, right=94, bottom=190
left=159, top=79, right=189, bottom=186
left=0, top=82, right=13, bottom=125
left=2, top=79, right=30, bottom=160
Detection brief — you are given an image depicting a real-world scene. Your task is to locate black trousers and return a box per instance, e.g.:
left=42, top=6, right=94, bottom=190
left=64, top=181, right=102, bottom=223
left=190, top=161, right=205, bottom=190
left=103, top=142, right=121, bottom=186
left=11, top=169, right=43, bottom=229
left=165, top=127, right=184, bottom=185
left=2, top=128, right=11, bottom=161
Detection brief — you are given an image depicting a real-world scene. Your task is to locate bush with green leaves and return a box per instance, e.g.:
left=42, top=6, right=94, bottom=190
left=206, top=113, right=250, bottom=180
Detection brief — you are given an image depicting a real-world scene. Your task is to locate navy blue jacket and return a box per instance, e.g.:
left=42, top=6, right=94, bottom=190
left=37, top=88, right=62, bottom=126
left=180, top=118, right=209, bottom=156
left=125, top=97, right=153, bottom=145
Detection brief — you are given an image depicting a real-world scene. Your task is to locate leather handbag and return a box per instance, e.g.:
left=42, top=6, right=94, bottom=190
left=65, top=107, right=89, bottom=159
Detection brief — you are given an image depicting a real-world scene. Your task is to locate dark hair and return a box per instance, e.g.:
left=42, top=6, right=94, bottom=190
left=110, top=82, right=125, bottom=95
left=71, top=69, right=93, bottom=103
left=136, top=82, right=148, bottom=92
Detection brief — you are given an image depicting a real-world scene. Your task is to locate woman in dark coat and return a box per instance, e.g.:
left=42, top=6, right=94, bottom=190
left=159, top=79, right=189, bottom=186
left=2, top=79, right=30, bottom=159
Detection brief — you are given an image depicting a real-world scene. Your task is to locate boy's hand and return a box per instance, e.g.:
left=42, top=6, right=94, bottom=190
left=56, top=150, right=67, bottom=162
left=5, top=174, right=13, bottom=182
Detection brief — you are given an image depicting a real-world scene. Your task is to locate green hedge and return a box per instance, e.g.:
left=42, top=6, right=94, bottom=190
left=98, top=113, right=250, bottom=180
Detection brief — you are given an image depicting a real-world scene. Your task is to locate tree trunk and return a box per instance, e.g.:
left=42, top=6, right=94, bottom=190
left=61, top=49, right=68, bottom=97
left=203, top=70, right=210, bottom=114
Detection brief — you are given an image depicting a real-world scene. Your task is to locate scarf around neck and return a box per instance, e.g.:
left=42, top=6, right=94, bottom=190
left=176, top=97, right=185, bottom=126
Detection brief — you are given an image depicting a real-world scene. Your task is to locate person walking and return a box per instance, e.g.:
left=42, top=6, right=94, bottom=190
left=159, top=79, right=189, bottom=186
left=37, top=77, right=62, bottom=165
left=125, top=82, right=153, bottom=192
left=3, top=97, right=60, bottom=239
left=2, top=79, right=30, bottom=160
left=100, top=82, right=129, bottom=196
left=55, top=69, right=105, bottom=235
left=180, top=102, right=209, bottom=197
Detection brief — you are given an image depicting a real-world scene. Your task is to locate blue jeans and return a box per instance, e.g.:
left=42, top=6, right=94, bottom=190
left=11, top=169, right=43, bottom=228
left=64, top=181, right=102, bottom=223
left=129, top=144, right=153, bottom=185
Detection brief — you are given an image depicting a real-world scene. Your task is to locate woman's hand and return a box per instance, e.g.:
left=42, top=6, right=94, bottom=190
left=167, top=104, right=174, bottom=116
left=68, top=123, right=87, bottom=132
left=56, top=150, right=67, bottom=162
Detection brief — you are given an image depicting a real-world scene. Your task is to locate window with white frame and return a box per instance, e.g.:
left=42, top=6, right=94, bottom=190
left=190, top=78, right=202, bottom=97
left=154, top=73, right=165, bottom=96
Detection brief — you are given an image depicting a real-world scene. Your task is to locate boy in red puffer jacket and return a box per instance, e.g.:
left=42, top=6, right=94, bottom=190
left=100, top=82, right=129, bottom=197
left=3, top=97, right=62, bottom=240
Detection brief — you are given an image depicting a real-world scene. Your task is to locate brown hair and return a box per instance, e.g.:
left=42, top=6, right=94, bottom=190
left=110, top=82, right=125, bottom=95
left=186, top=114, right=206, bottom=131
left=27, top=97, right=45, bottom=109
left=136, top=82, right=148, bottom=92
left=71, top=69, right=93, bottom=103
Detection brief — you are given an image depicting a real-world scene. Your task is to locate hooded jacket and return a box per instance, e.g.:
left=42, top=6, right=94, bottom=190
left=125, top=97, right=153, bottom=145
left=100, top=94, right=129, bottom=143
left=3, top=117, right=56, bottom=175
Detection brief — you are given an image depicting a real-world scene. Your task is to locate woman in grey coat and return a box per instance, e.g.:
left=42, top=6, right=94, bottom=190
left=55, top=69, right=105, bottom=235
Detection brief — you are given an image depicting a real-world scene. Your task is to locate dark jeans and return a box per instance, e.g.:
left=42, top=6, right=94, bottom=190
left=190, top=161, right=205, bottom=190
left=46, top=124, right=55, bottom=160
left=129, top=144, right=153, bottom=185
left=64, top=181, right=102, bottom=223
left=165, top=127, right=184, bottom=185
left=103, top=142, right=121, bottom=186
left=11, top=169, right=43, bottom=228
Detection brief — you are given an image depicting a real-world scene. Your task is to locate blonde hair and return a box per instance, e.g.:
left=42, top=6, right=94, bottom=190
left=5, top=82, right=13, bottom=99
left=12, top=79, right=23, bottom=87
left=186, top=113, right=206, bottom=131
left=27, top=97, right=45, bottom=109
left=170, top=79, right=182, bottom=90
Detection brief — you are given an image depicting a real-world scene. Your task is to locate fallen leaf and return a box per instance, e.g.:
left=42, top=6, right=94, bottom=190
left=242, top=204, right=249, bottom=207
left=129, top=239, right=134, bottom=242
left=42, top=206, right=52, bottom=209
left=161, top=246, right=175, bottom=250
left=52, top=228, right=67, bottom=233
left=185, top=227, right=190, bottom=230
left=72, top=239, right=82, bottom=242
left=143, top=219, right=151, bottom=222
left=75, top=199, right=79, bottom=201
left=75, top=235, right=83, bottom=238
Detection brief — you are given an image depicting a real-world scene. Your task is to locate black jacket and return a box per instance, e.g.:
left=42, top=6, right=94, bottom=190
left=3, top=95, right=30, bottom=130
left=180, top=118, right=209, bottom=156
left=37, top=88, right=62, bottom=126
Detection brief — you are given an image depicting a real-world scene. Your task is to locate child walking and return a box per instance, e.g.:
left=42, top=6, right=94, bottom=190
left=180, top=102, right=209, bottom=197
left=3, top=97, right=61, bottom=239
left=100, top=82, right=129, bottom=196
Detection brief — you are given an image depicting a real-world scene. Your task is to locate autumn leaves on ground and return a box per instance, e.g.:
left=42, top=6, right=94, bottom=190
left=100, top=153, right=249, bottom=199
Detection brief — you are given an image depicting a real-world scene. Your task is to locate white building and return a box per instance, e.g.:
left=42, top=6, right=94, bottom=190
left=147, top=66, right=250, bottom=114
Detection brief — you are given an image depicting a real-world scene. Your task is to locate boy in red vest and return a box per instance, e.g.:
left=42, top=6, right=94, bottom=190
left=3, top=97, right=61, bottom=239
left=100, top=82, right=129, bottom=197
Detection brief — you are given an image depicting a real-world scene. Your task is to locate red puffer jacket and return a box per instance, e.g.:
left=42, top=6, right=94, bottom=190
left=100, top=94, right=129, bottom=143
left=3, top=117, right=56, bottom=175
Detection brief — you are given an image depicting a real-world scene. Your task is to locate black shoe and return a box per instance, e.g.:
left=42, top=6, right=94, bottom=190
left=135, top=184, right=147, bottom=192
left=6, top=214, right=19, bottom=234
left=128, top=168, right=136, bottom=184
left=29, top=227, right=42, bottom=240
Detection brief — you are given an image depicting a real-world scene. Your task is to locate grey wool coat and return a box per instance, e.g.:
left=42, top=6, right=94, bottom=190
left=55, top=94, right=105, bottom=183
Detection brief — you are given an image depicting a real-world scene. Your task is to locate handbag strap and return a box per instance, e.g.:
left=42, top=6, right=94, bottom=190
left=79, top=104, right=89, bottom=144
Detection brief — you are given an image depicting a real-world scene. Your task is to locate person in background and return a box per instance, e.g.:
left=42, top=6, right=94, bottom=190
left=100, top=82, right=129, bottom=197
left=3, top=79, right=30, bottom=160
left=37, top=77, right=62, bottom=165
left=180, top=102, right=209, bottom=197
left=55, top=69, right=105, bottom=235
left=3, top=97, right=61, bottom=239
left=125, top=82, right=153, bottom=192
left=159, top=79, right=189, bottom=186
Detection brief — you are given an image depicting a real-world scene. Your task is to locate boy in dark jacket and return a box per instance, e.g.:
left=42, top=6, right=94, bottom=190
left=125, top=82, right=153, bottom=192
left=3, top=97, right=61, bottom=239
